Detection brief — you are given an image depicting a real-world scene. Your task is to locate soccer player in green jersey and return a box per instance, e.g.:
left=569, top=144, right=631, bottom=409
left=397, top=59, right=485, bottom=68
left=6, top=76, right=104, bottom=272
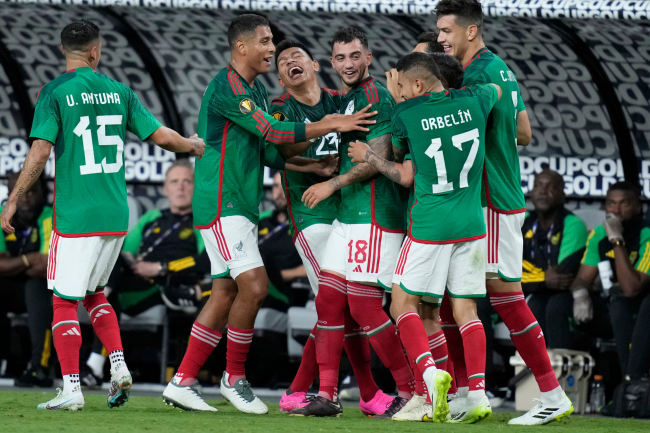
left=162, top=15, right=377, bottom=414
left=435, top=0, right=573, bottom=425
left=0, top=20, right=205, bottom=411
left=290, top=27, right=414, bottom=418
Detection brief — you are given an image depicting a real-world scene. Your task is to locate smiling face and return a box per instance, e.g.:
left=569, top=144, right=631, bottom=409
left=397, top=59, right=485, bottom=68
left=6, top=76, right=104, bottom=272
left=277, top=47, right=319, bottom=89
left=436, top=15, right=471, bottom=62
left=241, top=25, right=275, bottom=74
left=331, top=39, right=372, bottom=89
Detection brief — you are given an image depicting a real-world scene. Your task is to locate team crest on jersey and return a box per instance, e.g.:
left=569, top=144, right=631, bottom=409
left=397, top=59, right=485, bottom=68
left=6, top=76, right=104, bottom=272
left=233, top=241, right=247, bottom=259
left=344, top=99, right=355, bottom=115
left=239, top=98, right=256, bottom=114
left=179, top=228, right=193, bottom=240
left=551, top=232, right=561, bottom=245
left=272, top=111, right=286, bottom=121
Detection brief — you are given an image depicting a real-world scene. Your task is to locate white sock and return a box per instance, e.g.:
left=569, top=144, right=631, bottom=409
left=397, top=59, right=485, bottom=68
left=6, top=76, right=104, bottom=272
left=457, top=386, right=469, bottom=399
left=108, top=350, right=125, bottom=369
left=467, top=389, right=486, bottom=401
left=540, top=386, right=564, bottom=405
left=86, top=352, right=106, bottom=379
left=63, top=374, right=81, bottom=394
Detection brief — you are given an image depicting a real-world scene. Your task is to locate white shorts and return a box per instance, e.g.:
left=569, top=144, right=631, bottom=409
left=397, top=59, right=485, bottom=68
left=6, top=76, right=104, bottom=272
left=294, top=223, right=333, bottom=295
left=199, top=215, right=264, bottom=280
left=484, top=207, right=525, bottom=282
left=393, top=237, right=486, bottom=299
left=321, top=220, right=404, bottom=289
left=47, top=233, right=124, bottom=300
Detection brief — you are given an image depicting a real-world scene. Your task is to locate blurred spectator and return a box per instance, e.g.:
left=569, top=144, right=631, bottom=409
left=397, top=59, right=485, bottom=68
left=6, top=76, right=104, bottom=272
left=572, top=182, right=650, bottom=380
left=81, top=159, right=209, bottom=386
left=522, top=169, right=611, bottom=349
left=0, top=172, right=53, bottom=387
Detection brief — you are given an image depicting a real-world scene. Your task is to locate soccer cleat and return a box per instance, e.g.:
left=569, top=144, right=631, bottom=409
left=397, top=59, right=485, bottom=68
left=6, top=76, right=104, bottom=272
left=392, top=394, right=433, bottom=422
left=359, top=389, right=394, bottom=416
left=371, top=396, right=408, bottom=419
left=448, top=393, right=465, bottom=418
left=37, top=387, right=84, bottom=411
left=449, top=395, right=492, bottom=423
left=107, top=362, right=132, bottom=408
left=160, top=284, right=199, bottom=314
left=79, top=364, right=102, bottom=390
left=423, top=367, right=452, bottom=423
left=220, top=372, right=268, bottom=414
left=279, top=387, right=312, bottom=413
left=508, top=394, right=574, bottom=426
left=15, top=366, right=53, bottom=388
left=288, top=396, right=342, bottom=417
left=162, top=377, right=217, bottom=412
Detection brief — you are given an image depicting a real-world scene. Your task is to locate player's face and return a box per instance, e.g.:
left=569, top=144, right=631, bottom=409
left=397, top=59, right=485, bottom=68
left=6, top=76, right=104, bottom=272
left=331, top=40, right=372, bottom=88
left=605, top=190, right=640, bottom=222
left=397, top=71, right=418, bottom=100
left=164, top=166, right=194, bottom=211
left=437, top=15, right=469, bottom=61
left=243, top=26, right=275, bottom=74
left=277, top=48, right=319, bottom=89
left=272, top=172, right=287, bottom=210
left=530, top=173, right=564, bottom=214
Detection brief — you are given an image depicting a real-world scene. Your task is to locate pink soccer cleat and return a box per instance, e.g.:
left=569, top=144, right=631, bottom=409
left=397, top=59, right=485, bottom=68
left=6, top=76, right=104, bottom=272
left=279, top=388, right=312, bottom=413
left=359, top=390, right=394, bottom=416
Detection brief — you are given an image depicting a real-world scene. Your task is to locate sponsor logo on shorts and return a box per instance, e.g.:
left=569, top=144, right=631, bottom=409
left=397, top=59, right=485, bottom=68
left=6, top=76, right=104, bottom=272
left=353, top=265, right=362, bottom=272
left=233, top=241, right=247, bottom=259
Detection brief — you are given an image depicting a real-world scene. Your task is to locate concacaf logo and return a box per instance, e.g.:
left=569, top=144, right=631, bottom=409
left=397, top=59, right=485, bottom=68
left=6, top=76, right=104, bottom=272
left=239, top=98, right=256, bottom=114
left=272, top=111, right=286, bottom=121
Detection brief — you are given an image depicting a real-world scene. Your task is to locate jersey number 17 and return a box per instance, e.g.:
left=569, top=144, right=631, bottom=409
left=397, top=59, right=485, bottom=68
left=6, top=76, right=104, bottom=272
left=426, top=128, right=480, bottom=194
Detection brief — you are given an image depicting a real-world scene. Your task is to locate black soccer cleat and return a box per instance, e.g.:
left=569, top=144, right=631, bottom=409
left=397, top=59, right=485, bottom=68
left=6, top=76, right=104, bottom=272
left=288, top=396, right=343, bottom=417
left=372, top=396, right=408, bottom=420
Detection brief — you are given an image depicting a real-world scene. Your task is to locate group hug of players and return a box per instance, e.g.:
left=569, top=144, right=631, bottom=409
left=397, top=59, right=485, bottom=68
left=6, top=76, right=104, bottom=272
left=0, top=0, right=574, bottom=426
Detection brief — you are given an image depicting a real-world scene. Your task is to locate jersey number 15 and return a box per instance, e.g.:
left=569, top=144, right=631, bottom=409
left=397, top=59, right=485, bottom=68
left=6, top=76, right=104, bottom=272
left=74, top=115, right=124, bottom=175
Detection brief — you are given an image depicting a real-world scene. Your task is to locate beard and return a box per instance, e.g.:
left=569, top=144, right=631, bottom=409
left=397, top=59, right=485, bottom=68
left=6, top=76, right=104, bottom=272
left=339, top=64, right=368, bottom=88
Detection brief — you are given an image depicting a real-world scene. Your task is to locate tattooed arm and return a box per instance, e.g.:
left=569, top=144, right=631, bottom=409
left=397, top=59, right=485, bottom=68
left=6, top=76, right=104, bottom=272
left=302, top=133, right=391, bottom=209
left=348, top=140, right=413, bottom=188
left=1, top=139, right=52, bottom=233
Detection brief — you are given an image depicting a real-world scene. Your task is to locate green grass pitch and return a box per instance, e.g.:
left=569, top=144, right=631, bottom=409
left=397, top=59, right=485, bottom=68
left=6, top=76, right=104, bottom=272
left=1, top=391, right=648, bottom=433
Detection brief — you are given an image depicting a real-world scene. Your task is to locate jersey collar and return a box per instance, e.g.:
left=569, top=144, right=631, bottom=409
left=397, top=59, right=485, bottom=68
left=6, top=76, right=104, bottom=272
left=351, top=74, right=374, bottom=92
left=66, top=66, right=95, bottom=73
left=227, top=63, right=255, bottom=90
left=463, top=47, right=489, bottom=70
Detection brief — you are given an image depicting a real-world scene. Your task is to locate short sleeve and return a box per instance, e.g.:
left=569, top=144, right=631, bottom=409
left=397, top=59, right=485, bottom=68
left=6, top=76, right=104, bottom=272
left=581, top=226, right=605, bottom=267
left=367, top=97, right=394, bottom=141
left=391, top=113, right=409, bottom=152
left=558, top=215, right=588, bottom=265
left=477, top=84, right=499, bottom=117
left=517, top=90, right=526, bottom=113
left=30, top=92, right=61, bottom=143
left=634, top=227, right=650, bottom=274
left=126, top=87, right=163, bottom=141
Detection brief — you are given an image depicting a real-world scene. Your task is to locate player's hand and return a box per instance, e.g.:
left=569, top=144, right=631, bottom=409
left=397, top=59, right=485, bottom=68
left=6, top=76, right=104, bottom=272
left=326, top=104, right=377, bottom=133
left=0, top=199, right=17, bottom=234
left=314, top=154, right=340, bottom=178
left=302, top=180, right=336, bottom=209
left=544, top=266, right=574, bottom=290
left=572, top=287, right=593, bottom=323
left=348, top=140, right=371, bottom=164
left=188, top=134, right=206, bottom=160
left=603, top=213, right=624, bottom=243
left=385, top=68, right=402, bottom=103
left=132, top=259, right=163, bottom=278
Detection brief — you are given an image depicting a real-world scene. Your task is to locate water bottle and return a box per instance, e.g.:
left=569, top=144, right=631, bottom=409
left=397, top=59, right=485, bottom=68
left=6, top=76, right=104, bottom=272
left=589, top=375, right=606, bottom=413
left=597, top=261, right=613, bottom=297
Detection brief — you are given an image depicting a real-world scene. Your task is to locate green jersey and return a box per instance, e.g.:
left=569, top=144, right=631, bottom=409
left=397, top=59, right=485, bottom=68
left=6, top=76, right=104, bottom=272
left=462, top=48, right=526, bottom=214
left=392, top=86, right=500, bottom=243
left=339, top=76, right=407, bottom=231
left=270, top=88, right=343, bottom=233
left=194, top=65, right=306, bottom=228
left=29, top=67, right=162, bottom=236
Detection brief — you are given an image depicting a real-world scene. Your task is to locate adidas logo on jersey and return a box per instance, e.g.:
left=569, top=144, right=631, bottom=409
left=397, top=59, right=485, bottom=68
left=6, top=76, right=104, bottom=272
left=353, top=265, right=362, bottom=272
left=62, top=328, right=81, bottom=336
left=227, top=202, right=234, bottom=209
left=93, top=309, right=111, bottom=323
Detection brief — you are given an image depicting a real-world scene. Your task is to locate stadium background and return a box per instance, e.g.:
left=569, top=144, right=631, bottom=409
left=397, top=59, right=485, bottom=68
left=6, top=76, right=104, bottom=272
left=0, top=1, right=649, bottom=220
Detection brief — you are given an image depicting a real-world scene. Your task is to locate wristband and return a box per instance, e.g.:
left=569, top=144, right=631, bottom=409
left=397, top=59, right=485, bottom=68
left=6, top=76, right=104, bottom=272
left=22, top=255, right=30, bottom=268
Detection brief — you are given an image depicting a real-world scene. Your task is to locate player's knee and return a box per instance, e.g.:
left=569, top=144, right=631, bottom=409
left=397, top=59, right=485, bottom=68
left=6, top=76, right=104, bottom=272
left=53, top=295, right=79, bottom=312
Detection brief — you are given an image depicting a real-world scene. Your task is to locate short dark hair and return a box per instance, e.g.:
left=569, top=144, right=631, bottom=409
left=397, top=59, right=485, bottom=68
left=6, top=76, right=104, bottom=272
left=275, top=39, right=314, bottom=69
left=60, top=20, right=100, bottom=51
left=536, top=168, right=565, bottom=190
left=228, top=14, right=270, bottom=49
left=429, top=53, right=464, bottom=89
left=435, top=0, right=484, bottom=29
left=607, top=181, right=641, bottom=202
left=417, top=31, right=445, bottom=54
left=330, top=27, right=369, bottom=52
left=396, top=53, right=442, bottom=82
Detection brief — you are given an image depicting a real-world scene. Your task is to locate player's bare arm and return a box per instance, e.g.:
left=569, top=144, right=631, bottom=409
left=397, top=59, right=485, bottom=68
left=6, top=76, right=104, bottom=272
left=302, top=133, right=391, bottom=209
left=149, top=127, right=206, bottom=159
left=0, top=139, right=52, bottom=233
left=517, top=110, right=531, bottom=146
left=285, top=154, right=340, bottom=178
left=348, top=140, right=413, bottom=188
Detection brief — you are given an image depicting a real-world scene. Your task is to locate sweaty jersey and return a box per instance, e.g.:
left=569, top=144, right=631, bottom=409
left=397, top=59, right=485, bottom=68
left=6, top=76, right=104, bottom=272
left=270, top=88, right=343, bottom=233
left=194, top=65, right=307, bottom=228
left=338, top=76, right=407, bottom=231
left=463, top=48, right=526, bottom=213
left=392, top=86, right=499, bottom=243
left=30, top=67, right=162, bottom=237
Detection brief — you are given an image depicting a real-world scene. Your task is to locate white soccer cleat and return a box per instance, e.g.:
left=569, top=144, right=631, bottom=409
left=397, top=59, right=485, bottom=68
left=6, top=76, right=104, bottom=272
left=423, top=367, right=452, bottom=423
left=392, top=394, right=433, bottom=422
left=448, top=393, right=465, bottom=418
left=107, top=362, right=132, bottom=408
left=220, top=372, right=268, bottom=414
left=449, top=395, right=492, bottom=423
left=37, top=387, right=84, bottom=411
left=162, top=377, right=217, bottom=412
left=508, top=394, right=574, bottom=426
